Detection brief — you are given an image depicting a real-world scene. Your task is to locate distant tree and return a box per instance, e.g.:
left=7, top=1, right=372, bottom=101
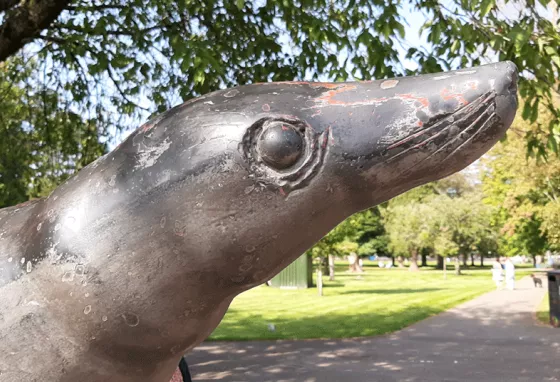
left=355, top=207, right=390, bottom=258
left=431, top=192, right=497, bottom=275
left=383, top=202, right=437, bottom=271
left=481, top=97, right=560, bottom=264
left=0, top=57, right=106, bottom=208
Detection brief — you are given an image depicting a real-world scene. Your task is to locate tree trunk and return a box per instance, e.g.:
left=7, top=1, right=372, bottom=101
left=348, top=252, right=363, bottom=273
left=421, top=252, right=428, bottom=267
left=396, top=255, right=405, bottom=268
left=409, top=250, right=420, bottom=272
left=471, top=253, right=475, bottom=267
left=328, top=254, right=335, bottom=281
left=462, top=253, right=468, bottom=267
left=443, top=257, right=447, bottom=279
left=322, top=260, right=329, bottom=274
left=0, top=0, right=72, bottom=64
left=437, top=255, right=444, bottom=270
left=455, top=256, right=461, bottom=275
left=533, top=254, right=537, bottom=267
left=317, top=267, right=323, bottom=296
left=391, top=255, right=395, bottom=267
left=536, top=254, right=543, bottom=266
left=480, top=255, right=484, bottom=267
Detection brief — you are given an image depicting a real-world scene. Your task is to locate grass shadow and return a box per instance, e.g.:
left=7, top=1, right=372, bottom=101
left=337, top=288, right=443, bottom=295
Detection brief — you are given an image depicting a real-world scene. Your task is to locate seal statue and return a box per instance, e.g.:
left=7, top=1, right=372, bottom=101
left=0, top=62, right=518, bottom=382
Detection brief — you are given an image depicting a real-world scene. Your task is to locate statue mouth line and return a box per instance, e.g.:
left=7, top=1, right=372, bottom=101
left=383, top=90, right=497, bottom=164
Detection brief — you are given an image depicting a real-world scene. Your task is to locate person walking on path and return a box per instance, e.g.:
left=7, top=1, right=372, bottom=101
left=505, top=257, right=516, bottom=290
left=492, top=257, right=503, bottom=289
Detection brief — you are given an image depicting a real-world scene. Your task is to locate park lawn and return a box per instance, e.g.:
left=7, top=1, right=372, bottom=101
left=209, top=262, right=534, bottom=341
left=537, top=292, right=550, bottom=325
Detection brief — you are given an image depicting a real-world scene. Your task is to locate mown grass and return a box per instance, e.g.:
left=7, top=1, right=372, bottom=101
left=209, top=261, right=534, bottom=341
left=537, top=292, right=550, bottom=325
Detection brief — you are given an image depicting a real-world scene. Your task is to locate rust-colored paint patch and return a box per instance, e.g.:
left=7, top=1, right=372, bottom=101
left=312, top=86, right=432, bottom=111
left=396, top=93, right=430, bottom=108
left=440, top=88, right=468, bottom=105
left=309, top=83, right=347, bottom=89
left=141, top=122, right=155, bottom=132
left=314, top=84, right=359, bottom=106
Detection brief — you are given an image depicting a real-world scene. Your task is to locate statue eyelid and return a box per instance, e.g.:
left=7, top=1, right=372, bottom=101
left=239, top=117, right=329, bottom=194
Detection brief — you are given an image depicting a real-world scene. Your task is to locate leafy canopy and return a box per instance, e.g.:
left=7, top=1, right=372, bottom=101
left=1, top=0, right=558, bottom=154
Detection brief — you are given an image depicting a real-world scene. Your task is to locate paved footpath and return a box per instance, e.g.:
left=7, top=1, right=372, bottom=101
left=189, top=276, right=560, bottom=382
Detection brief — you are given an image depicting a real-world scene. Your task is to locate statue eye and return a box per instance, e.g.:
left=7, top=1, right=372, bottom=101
left=240, top=116, right=329, bottom=195
left=256, top=122, right=303, bottom=170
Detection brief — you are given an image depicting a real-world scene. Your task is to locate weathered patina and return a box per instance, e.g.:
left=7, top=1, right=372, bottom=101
left=0, top=62, right=518, bottom=382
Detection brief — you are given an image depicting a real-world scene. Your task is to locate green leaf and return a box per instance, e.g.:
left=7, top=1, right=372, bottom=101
left=479, top=0, right=495, bottom=17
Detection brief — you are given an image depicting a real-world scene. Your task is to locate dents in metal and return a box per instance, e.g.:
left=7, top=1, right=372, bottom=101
left=121, top=312, right=140, bottom=327
left=108, top=175, right=117, bottom=187
left=61, top=271, right=74, bottom=282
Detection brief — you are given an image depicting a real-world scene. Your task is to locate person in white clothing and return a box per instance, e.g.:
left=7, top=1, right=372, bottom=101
left=491, top=258, right=503, bottom=289
left=505, top=257, right=515, bottom=290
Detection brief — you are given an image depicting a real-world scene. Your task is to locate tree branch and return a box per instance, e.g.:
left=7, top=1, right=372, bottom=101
left=0, top=0, right=71, bottom=63
left=0, top=0, right=19, bottom=13
left=52, top=23, right=166, bottom=36
left=106, top=65, right=150, bottom=112
left=66, top=4, right=128, bottom=11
